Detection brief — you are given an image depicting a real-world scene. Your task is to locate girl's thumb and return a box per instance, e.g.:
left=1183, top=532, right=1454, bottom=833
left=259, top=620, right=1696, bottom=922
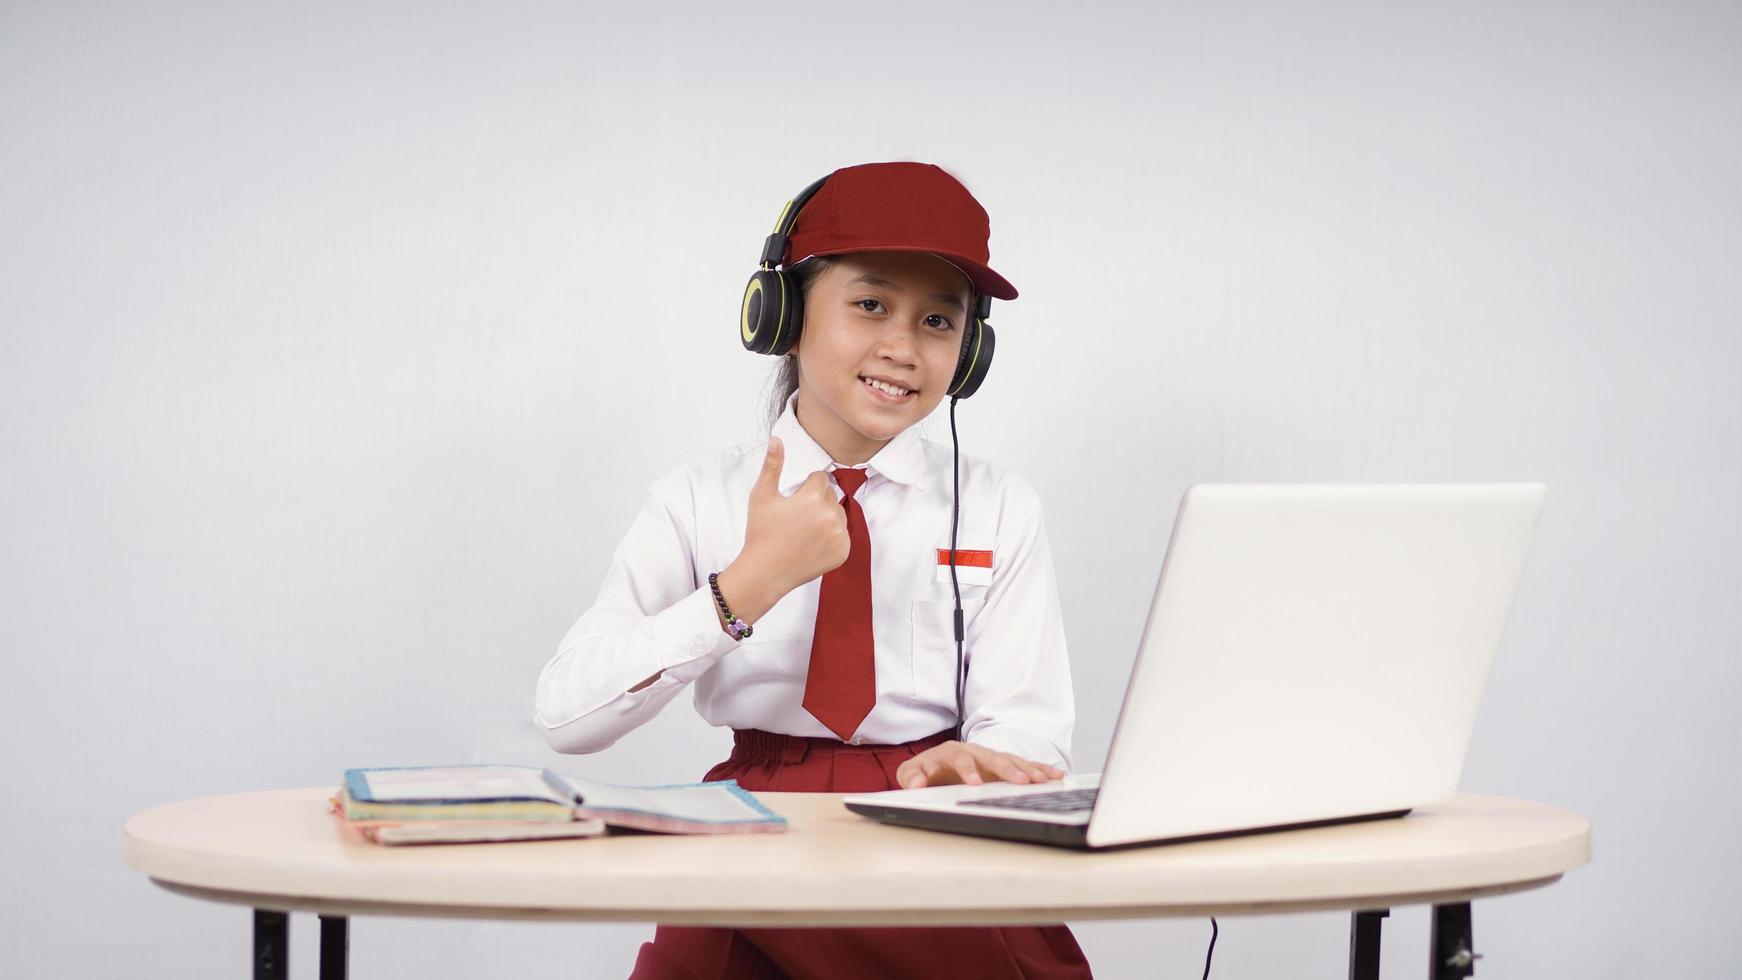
left=754, top=437, right=783, bottom=494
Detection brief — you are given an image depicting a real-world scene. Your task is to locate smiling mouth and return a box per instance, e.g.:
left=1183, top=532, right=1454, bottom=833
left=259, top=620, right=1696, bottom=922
left=860, top=376, right=917, bottom=400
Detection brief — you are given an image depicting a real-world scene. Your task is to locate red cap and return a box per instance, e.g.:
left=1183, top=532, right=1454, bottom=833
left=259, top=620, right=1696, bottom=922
left=783, top=161, right=1018, bottom=301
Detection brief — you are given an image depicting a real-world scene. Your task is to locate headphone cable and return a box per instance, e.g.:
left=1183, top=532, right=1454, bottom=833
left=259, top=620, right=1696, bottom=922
left=948, top=396, right=965, bottom=742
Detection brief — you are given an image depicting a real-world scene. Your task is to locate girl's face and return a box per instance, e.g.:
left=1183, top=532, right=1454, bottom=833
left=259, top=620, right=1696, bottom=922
left=792, top=251, right=974, bottom=465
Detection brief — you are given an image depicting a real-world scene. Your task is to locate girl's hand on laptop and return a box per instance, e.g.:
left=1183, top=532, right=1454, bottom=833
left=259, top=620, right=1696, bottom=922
left=895, top=741, right=1065, bottom=790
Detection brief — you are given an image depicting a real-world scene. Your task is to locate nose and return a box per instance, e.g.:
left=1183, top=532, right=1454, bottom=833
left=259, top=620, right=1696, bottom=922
left=873, top=322, right=920, bottom=364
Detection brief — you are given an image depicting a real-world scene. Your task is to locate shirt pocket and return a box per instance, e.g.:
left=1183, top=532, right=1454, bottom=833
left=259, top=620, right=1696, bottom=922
left=909, top=597, right=985, bottom=705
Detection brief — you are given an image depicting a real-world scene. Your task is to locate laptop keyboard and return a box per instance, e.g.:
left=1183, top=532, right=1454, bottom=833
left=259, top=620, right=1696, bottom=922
left=958, top=787, right=1099, bottom=813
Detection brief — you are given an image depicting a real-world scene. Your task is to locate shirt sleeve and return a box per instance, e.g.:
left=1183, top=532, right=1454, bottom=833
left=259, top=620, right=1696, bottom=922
left=960, top=473, right=1076, bottom=771
left=532, top=471, right=741, bottom=754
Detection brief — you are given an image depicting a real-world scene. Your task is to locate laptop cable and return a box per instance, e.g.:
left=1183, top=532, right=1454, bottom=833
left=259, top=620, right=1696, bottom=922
left=1200, top=917, right=1218, bottom=979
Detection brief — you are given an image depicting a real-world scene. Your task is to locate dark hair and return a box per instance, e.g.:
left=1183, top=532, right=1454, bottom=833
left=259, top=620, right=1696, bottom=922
left=761, top=256, right=837, bottom=431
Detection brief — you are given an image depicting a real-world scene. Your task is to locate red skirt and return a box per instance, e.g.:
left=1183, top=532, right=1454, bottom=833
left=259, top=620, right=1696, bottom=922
left=628, top=728, right=1094, bottom=980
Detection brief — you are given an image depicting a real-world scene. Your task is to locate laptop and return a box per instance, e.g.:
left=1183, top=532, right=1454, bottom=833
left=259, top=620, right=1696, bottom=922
left=843, top=483, right=1548, bottom=849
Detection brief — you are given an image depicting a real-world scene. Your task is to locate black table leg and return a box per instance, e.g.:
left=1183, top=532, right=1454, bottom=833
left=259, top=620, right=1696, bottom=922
left=1348, top=908, right=1388, bottom=980
left=320, top=915, right=349, bottom=980
left=253, top=909, right=287, bottom=980
left=1430, top=902, right=1479, bottom=979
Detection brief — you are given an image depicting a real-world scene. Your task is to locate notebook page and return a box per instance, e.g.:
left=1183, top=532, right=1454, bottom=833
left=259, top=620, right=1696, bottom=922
left=556, top=776, right=774, bottom=823
left=357, top=766, right=571, bottom=805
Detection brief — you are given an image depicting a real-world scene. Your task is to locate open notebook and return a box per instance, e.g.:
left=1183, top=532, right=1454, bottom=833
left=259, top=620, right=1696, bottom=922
left=330, top=764, right=787, bottom=845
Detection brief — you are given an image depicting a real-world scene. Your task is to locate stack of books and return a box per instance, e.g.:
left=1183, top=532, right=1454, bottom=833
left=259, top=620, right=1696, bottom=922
left=329, top=764, right=787, bottom=845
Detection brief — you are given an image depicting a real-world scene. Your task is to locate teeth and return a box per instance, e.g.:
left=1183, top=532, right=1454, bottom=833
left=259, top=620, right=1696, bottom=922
left=863, top=377, right=911, bottom=397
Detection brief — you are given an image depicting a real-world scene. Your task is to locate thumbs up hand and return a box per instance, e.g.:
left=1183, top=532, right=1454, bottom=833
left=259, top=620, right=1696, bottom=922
left=708, top=437, right=853, bottom=640
left=743, top=436, right=852, bottom=594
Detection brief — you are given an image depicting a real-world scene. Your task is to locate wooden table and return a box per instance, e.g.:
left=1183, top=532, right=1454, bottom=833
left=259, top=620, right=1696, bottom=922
left=123, top=788, right=1590, bottom=979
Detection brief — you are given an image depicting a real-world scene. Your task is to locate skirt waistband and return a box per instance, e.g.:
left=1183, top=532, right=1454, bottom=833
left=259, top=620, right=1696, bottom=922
left=726, top=727, right=957, bottom=766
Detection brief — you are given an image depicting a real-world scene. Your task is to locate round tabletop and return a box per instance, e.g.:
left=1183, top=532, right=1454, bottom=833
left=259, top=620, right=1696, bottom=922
left=123, top=788, right=1590, bottom=926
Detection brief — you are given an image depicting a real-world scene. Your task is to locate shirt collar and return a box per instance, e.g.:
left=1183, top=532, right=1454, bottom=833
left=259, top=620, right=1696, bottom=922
left=769, top=389, right=928, bottom=494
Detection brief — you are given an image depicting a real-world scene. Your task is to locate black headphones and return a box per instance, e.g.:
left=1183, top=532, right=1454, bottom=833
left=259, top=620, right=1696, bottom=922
left=739, top=175, right=997, bottom=400
left=740, top=173, right=994, bottom=743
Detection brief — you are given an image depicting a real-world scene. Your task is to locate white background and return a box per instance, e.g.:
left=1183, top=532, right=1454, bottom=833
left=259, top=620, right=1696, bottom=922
left=3, top=1, right=1737, bottom=977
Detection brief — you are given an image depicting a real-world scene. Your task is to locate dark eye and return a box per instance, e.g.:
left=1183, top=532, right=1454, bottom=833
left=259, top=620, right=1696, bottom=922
left=856, top=298, right=884, bottom=314
left=925, top=314, right=955, bottom=331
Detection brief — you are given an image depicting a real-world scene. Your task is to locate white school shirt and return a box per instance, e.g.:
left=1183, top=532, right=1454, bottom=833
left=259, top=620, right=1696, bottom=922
left=532, top=390, right=1075, bottom=770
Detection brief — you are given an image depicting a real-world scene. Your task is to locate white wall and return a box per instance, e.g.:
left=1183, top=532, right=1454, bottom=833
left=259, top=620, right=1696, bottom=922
left=3, top=1, right=1737, bottom=977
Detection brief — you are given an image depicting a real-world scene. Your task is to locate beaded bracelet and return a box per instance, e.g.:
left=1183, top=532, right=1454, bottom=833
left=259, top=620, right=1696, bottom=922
left=708, top=571, right=753, bottom=640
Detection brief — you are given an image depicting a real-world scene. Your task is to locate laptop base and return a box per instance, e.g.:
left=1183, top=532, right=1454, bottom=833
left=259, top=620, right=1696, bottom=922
left=844, top=801, right=1413, bottom=851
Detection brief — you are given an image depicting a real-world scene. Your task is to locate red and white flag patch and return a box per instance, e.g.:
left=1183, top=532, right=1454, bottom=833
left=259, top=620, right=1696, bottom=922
left=935, top=548, right=993, bottom=586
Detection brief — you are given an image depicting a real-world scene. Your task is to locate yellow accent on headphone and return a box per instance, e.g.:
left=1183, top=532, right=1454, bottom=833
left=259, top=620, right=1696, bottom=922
left=772, top=275, right=788, bottom=350
left=950, top=319, right=983, bottom=395
left=765, top=197, right=798, bottom=267
left=740, top=279, right=762, bottom=344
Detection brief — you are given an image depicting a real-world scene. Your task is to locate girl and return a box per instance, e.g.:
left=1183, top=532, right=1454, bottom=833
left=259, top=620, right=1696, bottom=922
left=534, top=161, right=1091, bottom=979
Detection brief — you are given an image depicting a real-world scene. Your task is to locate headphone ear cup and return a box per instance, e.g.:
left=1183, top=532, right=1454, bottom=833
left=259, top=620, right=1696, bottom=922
left=739, top=270, right=779, bottom=354
left=740, top=269, right=805, bottom=356
left=771, top=272, right=804, bottom=357
left=947, top=316, right=995, bottom=399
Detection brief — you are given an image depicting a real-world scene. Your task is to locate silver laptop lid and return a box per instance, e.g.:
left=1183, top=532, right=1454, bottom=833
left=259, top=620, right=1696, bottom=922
left=1086, top=483, right=1546, bottom=848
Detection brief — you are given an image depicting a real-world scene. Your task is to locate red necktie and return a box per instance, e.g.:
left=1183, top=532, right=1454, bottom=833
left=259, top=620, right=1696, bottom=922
left=803, top=467, right=875, bottom=741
